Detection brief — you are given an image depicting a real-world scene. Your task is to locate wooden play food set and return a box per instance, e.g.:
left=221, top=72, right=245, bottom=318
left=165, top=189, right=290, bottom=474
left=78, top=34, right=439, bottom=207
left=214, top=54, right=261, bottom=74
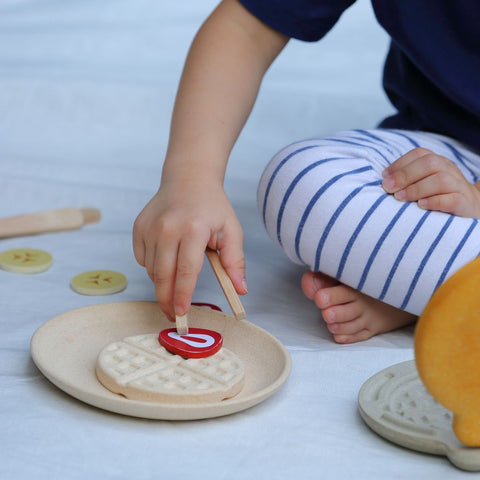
left=31, top=302, right=291, bottom=420
left=30, top=247, right=290, bottom=420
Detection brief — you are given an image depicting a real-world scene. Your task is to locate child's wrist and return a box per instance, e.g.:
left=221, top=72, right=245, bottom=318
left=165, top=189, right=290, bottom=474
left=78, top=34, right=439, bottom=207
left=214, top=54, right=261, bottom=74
left=160, top=168, right=224, bottom=192
left=161, top=153, right=226, bottom=186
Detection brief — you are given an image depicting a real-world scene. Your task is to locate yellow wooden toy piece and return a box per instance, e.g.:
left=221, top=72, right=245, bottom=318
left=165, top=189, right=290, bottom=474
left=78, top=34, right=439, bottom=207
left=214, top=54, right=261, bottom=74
left=71, top=270, right=127, bottom=296
left=0, top=248, right=53, bottom=273
left=415, top=256, right=480, bottom=447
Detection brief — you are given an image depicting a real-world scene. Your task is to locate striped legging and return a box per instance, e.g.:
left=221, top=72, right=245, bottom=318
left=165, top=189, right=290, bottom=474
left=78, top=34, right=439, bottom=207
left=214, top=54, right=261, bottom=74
left=258, top=129, right=480, bottom=315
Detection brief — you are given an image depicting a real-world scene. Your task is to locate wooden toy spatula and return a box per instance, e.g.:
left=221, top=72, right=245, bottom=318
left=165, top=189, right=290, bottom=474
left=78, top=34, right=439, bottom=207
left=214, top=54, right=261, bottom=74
left=175, top=248, right=246, bottom=335
left=205, top=248, right=246, bottom=321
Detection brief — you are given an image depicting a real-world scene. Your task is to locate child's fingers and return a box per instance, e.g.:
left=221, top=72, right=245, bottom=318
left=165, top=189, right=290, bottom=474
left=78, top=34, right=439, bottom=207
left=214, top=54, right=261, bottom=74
left=383, top=151, right=458, bottom=194
left=418, top=192, right=466, bottom=216
left=383, top=156, right=433, bottom=193
left=144, top=241, right=156, bottom=282
left=132, top=224, right=146, bottom=267
left=216, top=223, right=247, bottom=295
left=173, top=233, right=209, bottom=316
left=381, top=147, right=480, bottom=217
left=151, top=239, right=179, bottom=321
left=393, top=172, right=458, bottom=202
left=383, top=147, right=432, bottom=174
left=152, top=251, right=176, bottom=321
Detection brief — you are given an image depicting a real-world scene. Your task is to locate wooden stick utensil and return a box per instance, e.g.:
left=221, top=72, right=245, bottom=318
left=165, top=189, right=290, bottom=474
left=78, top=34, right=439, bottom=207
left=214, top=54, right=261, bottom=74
left=0, top=207, right=101, bottom=238
left=205, top=248, right=246, bottom=320
left=175, top=314, right=189, bottom=335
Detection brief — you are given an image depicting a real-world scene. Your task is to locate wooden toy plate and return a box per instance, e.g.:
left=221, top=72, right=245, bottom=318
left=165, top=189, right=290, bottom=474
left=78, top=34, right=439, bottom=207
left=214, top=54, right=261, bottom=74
left=358, top=360, right=480, bottom=471
left=30, top=302, right=291, bottom=420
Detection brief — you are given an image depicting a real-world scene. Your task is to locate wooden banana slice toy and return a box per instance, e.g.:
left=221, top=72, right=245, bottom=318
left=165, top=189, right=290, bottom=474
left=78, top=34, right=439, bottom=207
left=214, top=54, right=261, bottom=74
left=415, top=257, right=480, bottom=446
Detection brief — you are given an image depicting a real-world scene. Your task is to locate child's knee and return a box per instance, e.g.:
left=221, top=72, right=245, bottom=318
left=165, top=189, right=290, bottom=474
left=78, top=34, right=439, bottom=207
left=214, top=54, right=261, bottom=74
left=257, top=135, right=386, bottom=268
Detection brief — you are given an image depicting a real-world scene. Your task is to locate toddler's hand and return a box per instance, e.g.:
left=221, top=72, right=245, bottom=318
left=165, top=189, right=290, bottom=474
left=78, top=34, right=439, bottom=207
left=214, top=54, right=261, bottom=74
left=132, top=179, right=247, bottom=320
left=382, top=147, right=480, bottom=218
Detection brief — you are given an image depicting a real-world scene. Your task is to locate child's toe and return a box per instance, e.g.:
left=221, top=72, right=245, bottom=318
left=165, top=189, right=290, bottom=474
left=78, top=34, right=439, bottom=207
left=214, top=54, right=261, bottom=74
left=334, top=329, right=372, bottom=344
left=328, top=316, right=365, bottom=335
left=301, top=271, right=338, bottom=300
left=322, top=302, right=362, bottom=324
left=301, top=271, right=318, bottom=300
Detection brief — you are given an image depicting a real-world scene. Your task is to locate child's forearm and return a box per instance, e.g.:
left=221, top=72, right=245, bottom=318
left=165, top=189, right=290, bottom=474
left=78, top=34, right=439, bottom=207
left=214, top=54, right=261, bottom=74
left=133, top=1, right=288, bottom=318
left=161, top=0, right=288, bottom=186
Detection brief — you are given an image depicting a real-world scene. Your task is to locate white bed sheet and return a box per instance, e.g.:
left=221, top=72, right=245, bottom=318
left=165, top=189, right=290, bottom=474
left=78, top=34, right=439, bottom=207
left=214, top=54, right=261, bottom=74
left=0, top=1, right=471, bottom=478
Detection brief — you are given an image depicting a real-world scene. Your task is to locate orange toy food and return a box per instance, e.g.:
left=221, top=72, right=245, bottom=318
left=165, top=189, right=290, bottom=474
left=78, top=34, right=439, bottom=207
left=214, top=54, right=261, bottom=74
left=415, top=256, right=480, bottom=447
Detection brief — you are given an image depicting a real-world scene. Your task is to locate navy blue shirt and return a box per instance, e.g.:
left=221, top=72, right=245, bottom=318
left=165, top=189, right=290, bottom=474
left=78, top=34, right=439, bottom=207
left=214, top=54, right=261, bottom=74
left=239, top=0, right=480, bottom=152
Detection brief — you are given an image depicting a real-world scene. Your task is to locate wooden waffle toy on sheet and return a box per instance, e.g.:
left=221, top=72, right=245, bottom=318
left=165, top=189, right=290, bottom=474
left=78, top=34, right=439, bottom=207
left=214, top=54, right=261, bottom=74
left=96, top=333, right=245, bottom=404
left=96, top=249, right=248, bottom=404
left=415, top=256, right=480, bottom=447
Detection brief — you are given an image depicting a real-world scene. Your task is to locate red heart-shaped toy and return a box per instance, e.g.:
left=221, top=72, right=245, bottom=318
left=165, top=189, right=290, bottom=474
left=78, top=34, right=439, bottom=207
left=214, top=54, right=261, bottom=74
left=158, top=328, right=223, bottom=358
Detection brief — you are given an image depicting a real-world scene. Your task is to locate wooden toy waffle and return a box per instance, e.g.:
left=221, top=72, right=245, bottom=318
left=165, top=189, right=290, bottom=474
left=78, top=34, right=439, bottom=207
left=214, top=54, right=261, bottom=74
left=358, top=360, right=480, bottom=471
left=96, top=334, right=245, bottom=404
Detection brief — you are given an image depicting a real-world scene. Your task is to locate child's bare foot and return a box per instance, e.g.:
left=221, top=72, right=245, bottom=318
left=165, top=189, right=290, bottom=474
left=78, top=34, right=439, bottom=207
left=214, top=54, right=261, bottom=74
left=301, top=270, right=417, bottom=344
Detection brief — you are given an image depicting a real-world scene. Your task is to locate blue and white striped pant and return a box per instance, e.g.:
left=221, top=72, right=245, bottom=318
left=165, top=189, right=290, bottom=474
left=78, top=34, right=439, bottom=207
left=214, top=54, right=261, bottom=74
left=258, top=129, right=480, bottom=315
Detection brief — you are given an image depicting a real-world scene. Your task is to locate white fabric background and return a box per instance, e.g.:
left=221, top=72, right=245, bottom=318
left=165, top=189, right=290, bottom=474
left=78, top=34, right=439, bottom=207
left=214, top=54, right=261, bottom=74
left=0, top=1, right=470, bottom=478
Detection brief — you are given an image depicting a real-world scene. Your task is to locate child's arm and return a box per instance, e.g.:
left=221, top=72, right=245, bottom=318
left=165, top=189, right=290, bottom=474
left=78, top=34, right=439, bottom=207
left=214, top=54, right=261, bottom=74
left=133, top=0, right=288, bottom=319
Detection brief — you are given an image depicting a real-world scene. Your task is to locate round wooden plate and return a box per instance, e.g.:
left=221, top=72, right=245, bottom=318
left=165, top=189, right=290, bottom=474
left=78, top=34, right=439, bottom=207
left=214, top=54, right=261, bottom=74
left=30, top=302, right=291, bottom=420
